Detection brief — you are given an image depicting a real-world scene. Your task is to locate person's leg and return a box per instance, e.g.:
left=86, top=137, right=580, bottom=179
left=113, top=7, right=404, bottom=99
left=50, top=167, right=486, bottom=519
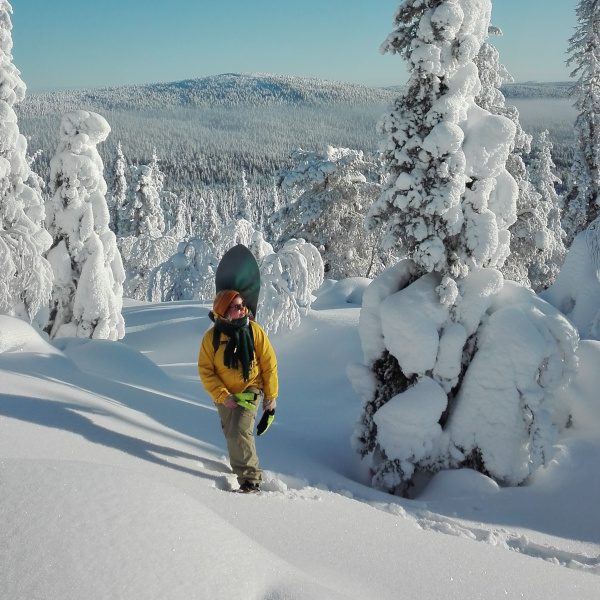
left=217, top=403, right=261, bottom=485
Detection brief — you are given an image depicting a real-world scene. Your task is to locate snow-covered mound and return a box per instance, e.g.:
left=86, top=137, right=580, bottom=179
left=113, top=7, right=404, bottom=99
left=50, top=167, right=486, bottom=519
left=312, top=277, right=372, bottom=309
left=0, top=315, right=60, bottom=355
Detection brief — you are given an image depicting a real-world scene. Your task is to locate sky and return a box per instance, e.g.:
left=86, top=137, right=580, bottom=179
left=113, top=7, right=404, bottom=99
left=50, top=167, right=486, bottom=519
left=10, top=0, right=577, bottom=92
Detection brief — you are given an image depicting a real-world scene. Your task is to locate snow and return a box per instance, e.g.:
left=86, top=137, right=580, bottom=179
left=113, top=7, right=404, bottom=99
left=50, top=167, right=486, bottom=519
left=1, top=291, right=599, bottom=599
left=542, top=229, right=600, bottom=339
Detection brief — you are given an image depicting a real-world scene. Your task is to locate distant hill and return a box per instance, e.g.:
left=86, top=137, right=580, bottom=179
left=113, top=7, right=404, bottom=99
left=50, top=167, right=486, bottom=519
left=501, top=82, right=572, bottom=99
left=18, top=73, right=398, bottom=116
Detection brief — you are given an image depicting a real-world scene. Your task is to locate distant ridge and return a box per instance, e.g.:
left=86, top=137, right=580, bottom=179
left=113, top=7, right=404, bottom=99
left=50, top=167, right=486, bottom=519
left=501, top=81, right=572, bottom=99
left=17, top=74, right=573, bottom=117
left=17, top=73, right=398, bottom=116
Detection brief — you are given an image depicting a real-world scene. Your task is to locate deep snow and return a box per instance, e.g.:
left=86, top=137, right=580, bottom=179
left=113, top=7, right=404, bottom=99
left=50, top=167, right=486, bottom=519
left=1, top=281, right=599, bottom=599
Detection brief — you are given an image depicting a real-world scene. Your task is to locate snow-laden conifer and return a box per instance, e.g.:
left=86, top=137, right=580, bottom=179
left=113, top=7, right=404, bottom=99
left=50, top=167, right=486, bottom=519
left=109, top=142, right=127, bottom=235
left=350, top=0, right=577, bottom=495
left=123, top=163, right=166, bottom=238
left=45, top=111, right=125, bottom=340
left=563, top=0, right=600, bottom=242
left=527, top=130, right=566, bottom=290
left=473, top=25, right=559, bottom=290
left=0, top=1, right=52, bottom=326
left=276, top=146, right=380, bottom=279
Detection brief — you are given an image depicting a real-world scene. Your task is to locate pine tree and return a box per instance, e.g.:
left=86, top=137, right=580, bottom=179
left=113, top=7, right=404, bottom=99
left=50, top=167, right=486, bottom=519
left=563, top=0, right=600, bottom=242
left=473, top=25, right=555, bottom=290
left=237, top=169, right=253, bottom=222
left=44, top=111, right=125, bottom=340
left=350, top=0, right=575, bottom=496
left=0, top=1, right=52, bottom=326
left=125, top=164, right=166, bottom=238
left=109, top=141, right=127, bottom=235
left=367, top=0, right=517, bottom=298
left=528, top=130, right=566, bottom=290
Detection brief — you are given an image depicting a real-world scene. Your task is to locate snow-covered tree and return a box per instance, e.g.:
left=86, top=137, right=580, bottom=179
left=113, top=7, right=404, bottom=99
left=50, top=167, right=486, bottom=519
left=44, top=111, right=125, bottom=340
left=122, top=163, right=166, bottom=238
left=527, top=130, right=566, bottom=290
left=148, top=237, right=216, bottom=302
left=259, top=238, right=324, bottom=335
left=0, top=1, right=52, bottom=327
left=237, top=169, right=252, bottom=222
left=368, top=3, right=517, bottom=288
left=562, top=0, right=600, bottom=243
left=276, top=146, right=381, bottom=279
left=472, top=25, right=555, bottom=290
left=350, top=0, right=577, bottom=496
left=108, top=142, right=127, bottom=235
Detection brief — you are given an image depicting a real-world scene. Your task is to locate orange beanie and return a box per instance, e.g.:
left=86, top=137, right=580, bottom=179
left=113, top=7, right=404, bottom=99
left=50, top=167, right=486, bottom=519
left=212, top=289, right=240, bottom=318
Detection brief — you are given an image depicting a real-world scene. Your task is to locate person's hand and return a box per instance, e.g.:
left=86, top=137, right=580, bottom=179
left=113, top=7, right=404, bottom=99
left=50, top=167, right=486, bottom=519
left=263, top=398, right=277, bottom=412
left=224, top=394, right=238, bottom=410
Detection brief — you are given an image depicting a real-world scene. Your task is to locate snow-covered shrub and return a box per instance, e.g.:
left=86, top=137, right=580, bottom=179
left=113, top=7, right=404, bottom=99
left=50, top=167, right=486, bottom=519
left=350, top=263, right=578, bottom=493
left=45, top=110, right=125, bottom=340
left=0, top=2, right=52, bottom=326
left=148, top=237, right=216, bottom=302
left=276, top=145, right=381, bottom=279
left=446, top=282, right=578, bottom=485
left=258, top=238, right=324, bottom=335
left=350, top=0, right=577, bottom=496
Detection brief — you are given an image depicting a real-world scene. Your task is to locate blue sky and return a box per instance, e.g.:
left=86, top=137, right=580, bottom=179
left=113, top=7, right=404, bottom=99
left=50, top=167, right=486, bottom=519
left=11, top=0, right=577, bottom=92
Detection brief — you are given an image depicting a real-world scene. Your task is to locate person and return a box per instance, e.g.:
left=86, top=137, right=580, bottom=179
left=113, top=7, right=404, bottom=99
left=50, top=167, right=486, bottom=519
left=198, top=289, right=278, bottom=493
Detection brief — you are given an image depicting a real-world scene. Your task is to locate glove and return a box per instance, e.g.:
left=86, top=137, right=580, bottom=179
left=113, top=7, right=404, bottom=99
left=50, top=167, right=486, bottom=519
left=223, top=394, right=238, bottom=410
left=256, top=409, right=275, bottom=436
left=263, top=398, right=277, bottom=412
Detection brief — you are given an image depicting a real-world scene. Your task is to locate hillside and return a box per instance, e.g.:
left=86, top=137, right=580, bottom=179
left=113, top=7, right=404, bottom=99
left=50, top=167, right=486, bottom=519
left=15, top=74, right=576, bottom=194
left=17, top=72, right=398, bottom=115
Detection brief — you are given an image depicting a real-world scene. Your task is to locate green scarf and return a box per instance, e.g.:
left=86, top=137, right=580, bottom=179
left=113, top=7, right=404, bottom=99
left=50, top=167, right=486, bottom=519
left=212, top=314, right=254, bottom=381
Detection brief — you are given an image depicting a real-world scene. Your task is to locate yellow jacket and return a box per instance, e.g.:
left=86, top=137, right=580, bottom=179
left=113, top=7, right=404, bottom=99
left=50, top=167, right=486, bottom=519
left=198, top=319, right=278, bottom=404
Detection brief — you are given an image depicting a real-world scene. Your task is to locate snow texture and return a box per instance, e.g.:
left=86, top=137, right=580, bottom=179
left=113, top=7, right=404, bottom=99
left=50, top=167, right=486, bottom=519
left=1, top=296, right=599, bottom=600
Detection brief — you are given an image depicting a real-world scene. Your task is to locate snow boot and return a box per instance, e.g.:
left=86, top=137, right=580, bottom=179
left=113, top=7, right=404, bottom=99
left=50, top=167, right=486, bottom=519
left=237, top=481, right=260, bottom=494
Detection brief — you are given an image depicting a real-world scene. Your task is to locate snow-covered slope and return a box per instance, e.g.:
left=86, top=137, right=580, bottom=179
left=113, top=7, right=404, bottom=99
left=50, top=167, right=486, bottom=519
left=17, top=72, right=398, bottom=115
left=1, top=289, right=599, bottom=599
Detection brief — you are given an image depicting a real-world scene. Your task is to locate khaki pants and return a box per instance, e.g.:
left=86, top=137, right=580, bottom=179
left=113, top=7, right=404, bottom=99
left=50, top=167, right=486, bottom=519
left=217, top=391, right=262, bottom=485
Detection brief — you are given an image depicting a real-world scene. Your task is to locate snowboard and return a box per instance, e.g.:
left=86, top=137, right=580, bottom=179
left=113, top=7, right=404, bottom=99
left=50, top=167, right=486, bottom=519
left=215, top=244, right=261, bottom=317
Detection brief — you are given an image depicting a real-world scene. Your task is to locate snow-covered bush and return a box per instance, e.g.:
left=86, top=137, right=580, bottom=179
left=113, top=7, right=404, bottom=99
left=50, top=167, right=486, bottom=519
left=350, top=0, right=577, bottom=496
left=258, top=238, right=324, bottom=335
left=148, top=237, right=216, bottom=302
left=276, top=146, right=381, bottom=279
left=0, top=1, right=52, bottom=326
left=45, top=110, right=125, bottom=340
left=350, top=262, right=578, bottom=493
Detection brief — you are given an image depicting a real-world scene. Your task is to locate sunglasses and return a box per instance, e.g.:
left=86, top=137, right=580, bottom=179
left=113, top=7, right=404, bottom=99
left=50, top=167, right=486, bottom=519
left=229, top=302, right=246, bottom=312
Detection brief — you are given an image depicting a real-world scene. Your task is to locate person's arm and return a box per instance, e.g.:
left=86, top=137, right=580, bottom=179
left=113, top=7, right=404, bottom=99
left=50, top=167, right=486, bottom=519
left=253, top=322, right=278, bottom=402
left=198, top=331, right=229, bottom=404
